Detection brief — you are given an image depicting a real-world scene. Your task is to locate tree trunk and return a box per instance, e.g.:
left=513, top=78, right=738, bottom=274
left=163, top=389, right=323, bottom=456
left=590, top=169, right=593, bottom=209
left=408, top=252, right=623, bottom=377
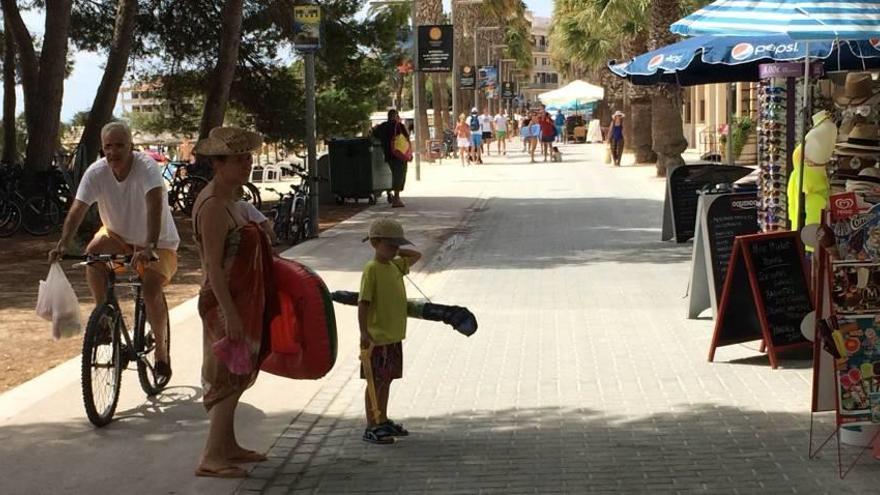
left=198, top=0, right=245, bottom=139
left=80, top=0, right=138, bottom=165
left=649, top=0, right=687, bottom=176
left=630, top=98, right=656, bottom=163
left=2, top=0, right=72, bottom=174
left=3, top=21, right=17, bottom=164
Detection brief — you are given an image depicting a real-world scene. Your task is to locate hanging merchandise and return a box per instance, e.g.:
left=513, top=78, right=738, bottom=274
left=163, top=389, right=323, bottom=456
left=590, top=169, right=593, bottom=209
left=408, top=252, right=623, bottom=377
left=757, top=79, right=789, bottom=232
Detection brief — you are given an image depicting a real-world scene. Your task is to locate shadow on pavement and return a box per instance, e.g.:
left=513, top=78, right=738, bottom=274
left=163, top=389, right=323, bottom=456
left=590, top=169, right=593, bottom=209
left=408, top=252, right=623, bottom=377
left=264, top=405, right=878, bottom=494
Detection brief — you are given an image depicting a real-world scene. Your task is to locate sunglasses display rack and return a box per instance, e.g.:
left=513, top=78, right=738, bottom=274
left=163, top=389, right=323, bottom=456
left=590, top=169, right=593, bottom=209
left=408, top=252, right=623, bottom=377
left=757, top=79, right=789, bottom=232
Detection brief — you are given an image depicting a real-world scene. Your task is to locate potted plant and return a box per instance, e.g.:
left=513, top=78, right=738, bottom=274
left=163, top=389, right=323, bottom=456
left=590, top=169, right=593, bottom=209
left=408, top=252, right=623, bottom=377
left=719, top=116, right=755, bottom=163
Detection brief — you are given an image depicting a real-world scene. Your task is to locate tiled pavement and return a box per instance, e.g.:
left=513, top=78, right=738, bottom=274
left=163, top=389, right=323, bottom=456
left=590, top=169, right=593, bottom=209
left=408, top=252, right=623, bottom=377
left=238, top=146, right=879, bottom=494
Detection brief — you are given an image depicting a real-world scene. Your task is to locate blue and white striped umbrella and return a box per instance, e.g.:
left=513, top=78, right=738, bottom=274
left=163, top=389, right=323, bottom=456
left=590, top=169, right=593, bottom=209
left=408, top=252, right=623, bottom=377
left=671, top=0, right=880, bottom=40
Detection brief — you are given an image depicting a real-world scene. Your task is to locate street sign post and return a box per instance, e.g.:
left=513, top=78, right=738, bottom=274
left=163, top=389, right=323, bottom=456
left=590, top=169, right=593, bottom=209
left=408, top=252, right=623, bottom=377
left=294, top=2, right=321, bottom=237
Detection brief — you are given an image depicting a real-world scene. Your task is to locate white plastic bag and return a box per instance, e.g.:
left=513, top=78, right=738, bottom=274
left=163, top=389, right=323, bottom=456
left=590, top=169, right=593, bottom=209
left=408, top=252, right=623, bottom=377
left=35, top=263, right=82, bottom=339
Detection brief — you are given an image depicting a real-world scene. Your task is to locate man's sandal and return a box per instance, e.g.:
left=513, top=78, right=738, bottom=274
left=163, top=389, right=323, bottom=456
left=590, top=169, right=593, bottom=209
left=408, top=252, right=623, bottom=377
left=381, top=420, right=409, bottom=437
left=228, top=450, right=268, bottom=463
left=363, top=424, right=396, bottom=445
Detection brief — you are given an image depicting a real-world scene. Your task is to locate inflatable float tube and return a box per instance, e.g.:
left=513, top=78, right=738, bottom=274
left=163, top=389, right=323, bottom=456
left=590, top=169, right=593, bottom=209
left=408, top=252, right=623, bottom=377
left=261, top=258, right=338, bottom=379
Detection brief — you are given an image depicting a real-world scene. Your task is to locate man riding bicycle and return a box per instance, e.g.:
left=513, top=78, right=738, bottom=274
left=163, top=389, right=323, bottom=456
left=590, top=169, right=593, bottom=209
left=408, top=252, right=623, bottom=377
left=49, top=121, right=180, bottom=383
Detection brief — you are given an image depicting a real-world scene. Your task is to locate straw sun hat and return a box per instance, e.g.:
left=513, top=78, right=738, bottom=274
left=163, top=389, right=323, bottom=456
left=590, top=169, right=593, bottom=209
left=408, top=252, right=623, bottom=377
left=835, top=123, right=880, bottom=156
left=833, top=72, right=880, bottom=107
left=194, top=127, right=263, bottom=156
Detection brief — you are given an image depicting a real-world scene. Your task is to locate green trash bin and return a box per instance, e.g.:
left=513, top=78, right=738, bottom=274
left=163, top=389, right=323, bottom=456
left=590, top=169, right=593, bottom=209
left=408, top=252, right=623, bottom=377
left=329, top=138, right=392, bottom=204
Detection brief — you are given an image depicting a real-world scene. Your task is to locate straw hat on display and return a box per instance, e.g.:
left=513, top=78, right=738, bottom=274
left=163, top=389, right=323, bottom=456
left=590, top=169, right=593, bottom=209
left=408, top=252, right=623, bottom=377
left=833, top=72, right=879, bottom=107
left=194, top=127, right=263, bottom=156
left=835, top=124, right=880, bottom=156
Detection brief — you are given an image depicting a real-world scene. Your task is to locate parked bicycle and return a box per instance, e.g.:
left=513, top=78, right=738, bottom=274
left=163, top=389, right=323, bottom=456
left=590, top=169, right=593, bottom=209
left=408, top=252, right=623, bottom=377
left=63, top=253, right=170, bottom=427
left=266, top=166, right=324, bottom=245
left=163, top=161, right=261, bottom=215
left=0, top=163, right=72, bottom=237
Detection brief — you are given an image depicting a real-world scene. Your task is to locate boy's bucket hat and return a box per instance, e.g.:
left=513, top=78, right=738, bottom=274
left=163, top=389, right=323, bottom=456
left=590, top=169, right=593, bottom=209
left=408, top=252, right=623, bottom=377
left=362, top=218, right=413, bottom=246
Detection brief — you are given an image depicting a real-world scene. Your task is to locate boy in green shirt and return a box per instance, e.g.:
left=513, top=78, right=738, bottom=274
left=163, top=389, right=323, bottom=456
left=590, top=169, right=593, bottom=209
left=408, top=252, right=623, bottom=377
left=359, top=218, right=422, bottom=444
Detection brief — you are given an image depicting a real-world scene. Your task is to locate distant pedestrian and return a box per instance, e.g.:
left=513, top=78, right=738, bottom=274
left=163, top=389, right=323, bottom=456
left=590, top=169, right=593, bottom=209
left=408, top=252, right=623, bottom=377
left=494, top=110, right=508, bottom=155
left=454, top=114, right=472, bottom=167
left=479, top=107, right=494, bottom=156
left=607, top=111, right=625, bottom=166
left=554, top=110, right=566, bottom=143
left=528, top=118, right=541, bottom=163
left=468, top=108, right=483, bottom=164
left=539, top=113, right=556, bottom=162
left=358, top=218, right=422, bottom=444
left=520, top=117, right=530, bottom=153
left=372, top=109, right=409, bottom=207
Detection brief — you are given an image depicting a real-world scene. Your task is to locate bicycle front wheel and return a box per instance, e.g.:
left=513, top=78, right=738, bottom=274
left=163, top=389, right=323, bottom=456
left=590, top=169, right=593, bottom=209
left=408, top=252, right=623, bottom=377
left=136, top=295, right=171, bottom=396
left=81, top=304, right=123, bottom=427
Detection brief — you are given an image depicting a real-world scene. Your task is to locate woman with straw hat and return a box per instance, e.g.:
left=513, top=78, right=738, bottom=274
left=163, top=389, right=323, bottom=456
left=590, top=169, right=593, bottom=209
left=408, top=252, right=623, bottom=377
left=191, top=127, right=275, bottom=478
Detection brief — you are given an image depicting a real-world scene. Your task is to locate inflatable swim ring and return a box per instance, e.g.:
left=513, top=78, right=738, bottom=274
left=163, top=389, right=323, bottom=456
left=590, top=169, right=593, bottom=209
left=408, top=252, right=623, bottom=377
left=261, top=257, right=337, bottom=379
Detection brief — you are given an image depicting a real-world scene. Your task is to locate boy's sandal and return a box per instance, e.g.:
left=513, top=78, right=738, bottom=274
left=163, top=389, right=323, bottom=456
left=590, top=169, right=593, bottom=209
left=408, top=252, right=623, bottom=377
left=363, top=425, right=396, bottom=445
left=381, top=420, right=409, bottom=437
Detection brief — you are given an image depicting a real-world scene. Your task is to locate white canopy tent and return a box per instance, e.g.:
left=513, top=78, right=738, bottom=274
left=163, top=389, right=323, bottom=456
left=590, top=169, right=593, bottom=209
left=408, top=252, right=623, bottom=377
left=538, top=80, right=604, bottom=108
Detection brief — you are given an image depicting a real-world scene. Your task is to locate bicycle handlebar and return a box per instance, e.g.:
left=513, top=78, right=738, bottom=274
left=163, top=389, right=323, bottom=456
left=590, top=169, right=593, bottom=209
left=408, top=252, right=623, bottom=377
left=62, top=253, right=157, bottom=263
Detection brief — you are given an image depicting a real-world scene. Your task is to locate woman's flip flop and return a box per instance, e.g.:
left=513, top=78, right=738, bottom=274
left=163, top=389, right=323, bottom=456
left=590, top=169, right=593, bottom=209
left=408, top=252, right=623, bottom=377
left=194, top=465, right=249, bottom=478
left=228, top=450, right=268, bottom=463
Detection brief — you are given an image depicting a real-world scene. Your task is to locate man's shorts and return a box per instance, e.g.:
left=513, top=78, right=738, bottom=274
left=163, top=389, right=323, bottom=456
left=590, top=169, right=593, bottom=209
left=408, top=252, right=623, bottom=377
left=556, top=125, right=564, bottom=138
left=93, top=227, right=178, bottom=285
left=481, top=131, right=492, bottom=140
left=496, top=130, right=507, bottom=139
left=471, top=133, right=483, bottom=147
left=360, top=342, right=403, bottom=384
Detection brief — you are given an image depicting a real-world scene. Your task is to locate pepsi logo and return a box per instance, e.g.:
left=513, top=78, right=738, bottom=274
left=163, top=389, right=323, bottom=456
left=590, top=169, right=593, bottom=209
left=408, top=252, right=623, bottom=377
left=731, top=43, right=755, bottom=61
left=835, top=197, right=856, bottom=210
left=871, top=38, right=880, bottom=51
left=647, top=54, right=665, bottom=70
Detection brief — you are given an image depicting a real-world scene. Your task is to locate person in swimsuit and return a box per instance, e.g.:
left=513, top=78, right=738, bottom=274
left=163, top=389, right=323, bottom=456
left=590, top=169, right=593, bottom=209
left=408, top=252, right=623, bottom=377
left=192, top=127, right=276, bottom=479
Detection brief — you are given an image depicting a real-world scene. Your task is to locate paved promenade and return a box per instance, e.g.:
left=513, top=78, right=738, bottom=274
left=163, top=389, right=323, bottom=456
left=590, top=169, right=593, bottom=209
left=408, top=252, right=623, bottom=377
left=1, top=143, right=877, bottom=494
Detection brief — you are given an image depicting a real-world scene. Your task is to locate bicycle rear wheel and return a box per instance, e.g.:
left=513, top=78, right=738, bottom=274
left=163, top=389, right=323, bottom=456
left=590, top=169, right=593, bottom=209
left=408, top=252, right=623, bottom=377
left=82, top=304, right=123, bottom=427
left=0, top=200, right=21, bottom=237
left=21, top=196, right=62, bottom=236
left=136, top=295, right=171, bottom=396
left=173, top=176, right=208, bottom=216
left=242, top=182, right=262, bottom=211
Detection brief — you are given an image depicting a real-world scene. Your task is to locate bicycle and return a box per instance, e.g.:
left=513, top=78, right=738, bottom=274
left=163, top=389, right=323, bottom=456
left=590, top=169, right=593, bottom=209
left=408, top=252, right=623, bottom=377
left=63, top=253, right=171, bottom=427
left=266, top=167, right=324, bottom=245
left=0, top=163, right=71, bottom=237
left=163, top=161, right=262, bottom=215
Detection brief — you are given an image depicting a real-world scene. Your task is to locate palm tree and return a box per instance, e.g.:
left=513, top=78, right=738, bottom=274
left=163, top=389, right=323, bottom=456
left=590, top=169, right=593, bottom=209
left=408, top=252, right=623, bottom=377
left=649, top=0, right=698, bottom=176
left=549, top=0, right=656, bottom=164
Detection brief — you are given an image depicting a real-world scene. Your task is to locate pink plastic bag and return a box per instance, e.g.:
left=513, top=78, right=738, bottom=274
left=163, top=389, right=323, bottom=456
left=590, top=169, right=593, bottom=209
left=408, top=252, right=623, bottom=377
left=212, top=337, right=254, bottom=375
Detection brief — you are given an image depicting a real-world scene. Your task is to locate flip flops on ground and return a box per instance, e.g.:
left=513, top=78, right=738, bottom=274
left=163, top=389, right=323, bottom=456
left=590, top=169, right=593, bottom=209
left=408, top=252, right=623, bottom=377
left=194, top=465, right=248, bottom=478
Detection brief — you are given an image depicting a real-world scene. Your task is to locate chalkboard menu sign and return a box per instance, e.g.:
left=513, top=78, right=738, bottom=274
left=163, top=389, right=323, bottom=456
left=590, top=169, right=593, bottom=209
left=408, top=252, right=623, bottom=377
left=663, top=164, right=753, bottom=243
left=709, top=231, right=812, bottom=368
left=707, top=195, right=759, bottom=298
left=748, top=236, right=813, bottom=347
left=688, top=193, right=759, bottom=320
